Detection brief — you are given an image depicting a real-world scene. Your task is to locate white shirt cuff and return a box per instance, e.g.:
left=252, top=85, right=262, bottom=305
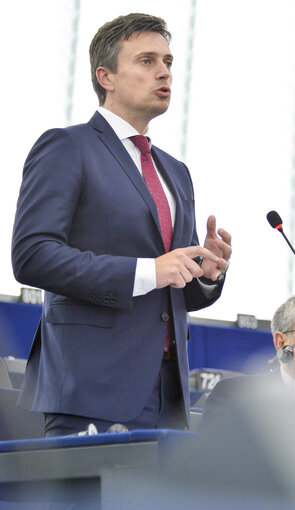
left=133, top=258, right=157, bottom=296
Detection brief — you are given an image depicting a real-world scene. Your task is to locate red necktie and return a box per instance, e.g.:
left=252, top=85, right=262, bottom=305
left=130, top=135, right=173, bottom=352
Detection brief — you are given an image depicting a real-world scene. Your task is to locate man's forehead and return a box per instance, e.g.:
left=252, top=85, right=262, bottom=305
left=119, top=31, right=171, bottom=53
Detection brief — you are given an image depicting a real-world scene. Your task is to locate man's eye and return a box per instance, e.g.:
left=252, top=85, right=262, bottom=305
left=140, top=58, right=150, bottom=65
left=165, top=61, right=173, bottom=69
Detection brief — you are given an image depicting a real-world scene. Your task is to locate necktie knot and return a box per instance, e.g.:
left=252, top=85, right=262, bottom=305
left=130, top=135, right=151, bottom=156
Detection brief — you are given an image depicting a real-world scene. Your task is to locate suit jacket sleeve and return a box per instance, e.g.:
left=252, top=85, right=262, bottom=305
left=11, top=128, right=137, bottom=311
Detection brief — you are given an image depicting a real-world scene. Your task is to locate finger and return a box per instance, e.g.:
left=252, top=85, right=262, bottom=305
left=170, top=274, right=187, bottom=288
left=217, top=228, right=232, bottom=246
left=196, top=246, right=224, bottom=264
left=216, top=238, right=232, bottom=260
left=203, top=252, right=229, bottom=279
left=215, top=258, right=230, bottom=272
left=206, top=215, right=217, bottom=236
left=179, top=266, right=194, bottom=283
left=182, top=258, right=204, bottom=278
left=210, top=271, right=222, bottom=282
left=181, top=245, right=220, bottom=263
left=171, top=262, right=203, bottom=287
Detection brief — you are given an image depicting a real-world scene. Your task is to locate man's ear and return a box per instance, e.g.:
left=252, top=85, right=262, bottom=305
left=95, top=67, right=114, bottom=93
left=274, top=331, right=289, bottom=351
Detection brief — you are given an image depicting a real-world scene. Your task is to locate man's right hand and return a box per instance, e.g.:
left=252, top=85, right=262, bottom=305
left=155, top=246, right=226, bottom=289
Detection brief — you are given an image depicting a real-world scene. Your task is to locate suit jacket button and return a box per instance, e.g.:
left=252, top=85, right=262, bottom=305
left=110, top=296, right=117, bottom=304
left=89, top=294, right=102, bottom=303
left=103, top=296, right=110, bottom=304
left=161, top=312, right=170, bottom=322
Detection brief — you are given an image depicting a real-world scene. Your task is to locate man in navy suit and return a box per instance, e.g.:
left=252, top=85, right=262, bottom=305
left=12, top=13, right=231, bottom=436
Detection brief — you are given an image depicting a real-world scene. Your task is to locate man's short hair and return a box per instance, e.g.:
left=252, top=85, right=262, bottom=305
left=89, top=13, right=171, bottom=105
left=271, top=296, right=295, bottom=335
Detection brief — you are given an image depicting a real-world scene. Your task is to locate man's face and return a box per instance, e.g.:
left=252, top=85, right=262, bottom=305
left=103, top=31, right=173, bottom=131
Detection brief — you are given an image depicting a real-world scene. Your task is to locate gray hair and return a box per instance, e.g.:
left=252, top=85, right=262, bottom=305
left=271, top=296, right=295, bottom=335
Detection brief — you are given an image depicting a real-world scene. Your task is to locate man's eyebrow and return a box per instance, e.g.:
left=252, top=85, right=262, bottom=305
left=136, top=51, right=174, bottom=60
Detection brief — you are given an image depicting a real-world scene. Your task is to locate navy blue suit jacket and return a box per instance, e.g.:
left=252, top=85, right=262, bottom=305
left=12, top=111, right=222, bottom=424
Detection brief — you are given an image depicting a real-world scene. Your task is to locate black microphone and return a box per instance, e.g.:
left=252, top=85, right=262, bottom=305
left=266, top=210, right=295, bottom=255
left=268, top=343, right=295, bottom=372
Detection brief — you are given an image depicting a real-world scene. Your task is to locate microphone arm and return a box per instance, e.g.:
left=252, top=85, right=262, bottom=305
left=280, top=230, right=295, bottom=255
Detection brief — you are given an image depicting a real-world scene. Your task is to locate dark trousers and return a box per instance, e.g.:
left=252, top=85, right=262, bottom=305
left=44, top=359, right=186, bottom=437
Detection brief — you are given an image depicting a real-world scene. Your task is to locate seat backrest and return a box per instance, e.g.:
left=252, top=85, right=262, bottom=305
left=0, top=358, right=12, bottom=389
left=0, top=387, right=44, bottom=440
left=3, top=356, right=27, bottom=374
left=3, top=356, right=26, bottom=389
left=189, top=409, right=203, bottom=431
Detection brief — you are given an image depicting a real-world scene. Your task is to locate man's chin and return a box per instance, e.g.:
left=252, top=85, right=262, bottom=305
left=148, top=102, right=170, bottom=119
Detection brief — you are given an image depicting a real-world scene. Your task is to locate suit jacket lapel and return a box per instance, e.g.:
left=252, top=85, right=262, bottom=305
left=89, top=112, right=163, bottom=241
left=89, top=112, right=189, bottom=252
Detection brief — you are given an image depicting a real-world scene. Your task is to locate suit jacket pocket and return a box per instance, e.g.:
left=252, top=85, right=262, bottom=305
left=45, top=303, right=114, bottom=328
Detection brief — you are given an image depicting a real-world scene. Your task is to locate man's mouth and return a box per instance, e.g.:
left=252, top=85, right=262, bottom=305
left=155, top=87, right=171, bottom=98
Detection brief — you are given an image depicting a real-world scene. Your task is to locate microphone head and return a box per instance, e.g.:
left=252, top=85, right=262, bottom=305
left=267, top=210, right=283, bottom=230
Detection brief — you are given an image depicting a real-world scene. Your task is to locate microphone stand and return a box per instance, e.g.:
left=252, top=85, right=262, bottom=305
left=280, top=229, right=295, bottom=255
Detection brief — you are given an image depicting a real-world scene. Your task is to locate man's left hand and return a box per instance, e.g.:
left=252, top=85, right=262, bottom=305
left=201, top=215, right=232, bottom=282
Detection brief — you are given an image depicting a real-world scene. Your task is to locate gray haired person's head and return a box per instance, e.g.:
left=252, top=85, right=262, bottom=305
left=271, top=296, right=295, bottom=336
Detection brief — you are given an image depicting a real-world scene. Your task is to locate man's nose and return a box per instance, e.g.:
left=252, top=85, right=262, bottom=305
left=155, top=61, right=171, bottom=79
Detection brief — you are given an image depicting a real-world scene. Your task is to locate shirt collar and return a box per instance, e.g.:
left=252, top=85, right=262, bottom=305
left=97, top=107, right=152, bottom=145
